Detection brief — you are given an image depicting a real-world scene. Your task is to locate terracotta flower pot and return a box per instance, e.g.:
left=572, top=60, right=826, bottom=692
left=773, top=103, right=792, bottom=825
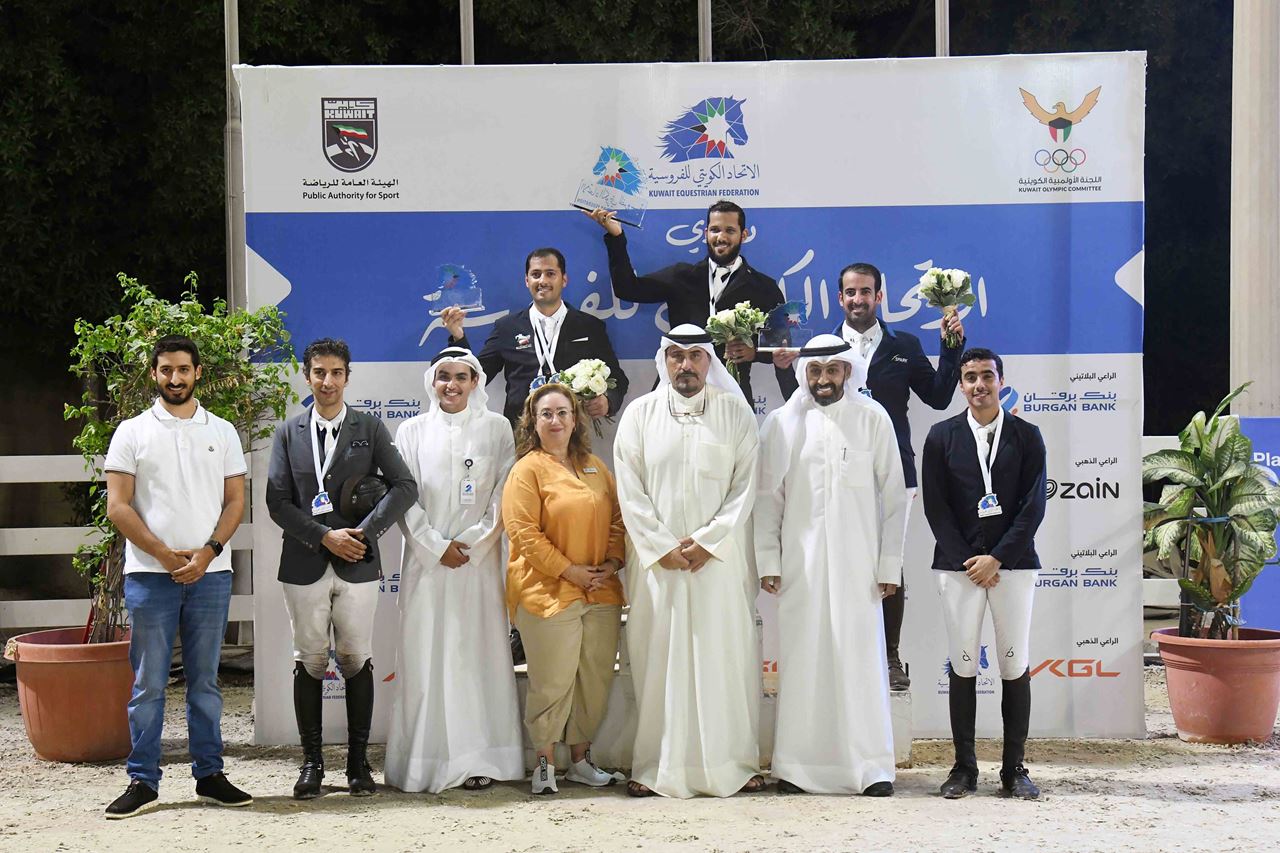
left=4, top=627, right=133, bottom=762
left=1152, top=626, right=1280, bottom=745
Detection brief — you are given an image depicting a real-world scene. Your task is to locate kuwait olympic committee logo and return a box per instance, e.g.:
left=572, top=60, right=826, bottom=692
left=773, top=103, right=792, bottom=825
left=322, top=97, right=378, bottom=172
left=1018, top=86, right=1101, bottom=174
left=659, top=96, right=749, bottom=162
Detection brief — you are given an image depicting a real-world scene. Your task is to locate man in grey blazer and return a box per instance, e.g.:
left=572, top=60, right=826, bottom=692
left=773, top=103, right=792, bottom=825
left=266, top=338, right=417, bottom=800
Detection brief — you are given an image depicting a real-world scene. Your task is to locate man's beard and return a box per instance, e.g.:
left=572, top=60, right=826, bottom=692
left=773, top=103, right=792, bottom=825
left=810, top=383, right=843, bottom=406
left=707, top=240, right=741, bottom=267
left=158, top=383, right=194, bottom=405
left=672, top=372, right=705, bottom=397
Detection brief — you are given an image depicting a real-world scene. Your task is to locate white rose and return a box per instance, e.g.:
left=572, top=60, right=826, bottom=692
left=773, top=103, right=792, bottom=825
left=589, top=376, right=608, bottom=396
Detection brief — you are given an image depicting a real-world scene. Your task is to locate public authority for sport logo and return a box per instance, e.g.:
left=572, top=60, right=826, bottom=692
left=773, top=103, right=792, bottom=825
left=322, top=98, right=378, bottom=172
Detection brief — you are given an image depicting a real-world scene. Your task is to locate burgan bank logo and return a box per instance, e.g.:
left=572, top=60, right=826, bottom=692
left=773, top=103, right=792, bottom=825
left=1017, top=85, right=1102, bottom=182
left=1000, top=386, right=1020, bottom=416
left=659, top=96, right=749, bottom=161
left=322, top=97, right=378, bottom=172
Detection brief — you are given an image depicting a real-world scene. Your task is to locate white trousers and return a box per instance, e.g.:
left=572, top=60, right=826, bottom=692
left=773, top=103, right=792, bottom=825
left=282, top=565, right=379, bottom=679
left=934, top=569, right=1036, bottom=679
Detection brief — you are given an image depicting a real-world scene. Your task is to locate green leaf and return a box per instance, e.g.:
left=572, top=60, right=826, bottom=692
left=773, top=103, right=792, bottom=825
left=1179, top=410, right=1208, bottom=453
left=1142, top=449, right=1205, bottom=487
left=1211, top=431, right=1253, bottom=484
left=1152, top=518, right=1190, bottom=560
left=1178, top=577, right=1217, bottom=609
left=1212, top=382, right=1252, bottom=420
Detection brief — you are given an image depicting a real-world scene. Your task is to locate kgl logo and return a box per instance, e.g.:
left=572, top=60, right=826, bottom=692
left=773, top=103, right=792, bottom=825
left=1030, top=659, right=1119, bottom=678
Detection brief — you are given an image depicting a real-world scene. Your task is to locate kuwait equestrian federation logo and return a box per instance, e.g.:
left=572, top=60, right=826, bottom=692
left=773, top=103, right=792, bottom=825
left=659, top=96, right=748, bottom=162
left=1017, top=85, right=1103, bottom=179
left=322, top=97, right=378, bottom=172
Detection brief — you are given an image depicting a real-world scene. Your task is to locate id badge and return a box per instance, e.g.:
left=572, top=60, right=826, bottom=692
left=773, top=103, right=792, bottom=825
left=311, top=490, right=334, bottom=516
left=460, top=477, right=476, bottom=506
left=977, top=492, right=1003, bottom=518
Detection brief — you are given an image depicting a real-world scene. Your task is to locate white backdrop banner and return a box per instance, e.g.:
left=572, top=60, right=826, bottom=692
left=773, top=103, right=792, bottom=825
left=238, top=52, right=1146, bottom=744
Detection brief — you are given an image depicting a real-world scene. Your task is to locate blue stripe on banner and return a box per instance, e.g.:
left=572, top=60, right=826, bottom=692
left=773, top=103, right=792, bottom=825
left=246, top=202, right=1143, bottom=361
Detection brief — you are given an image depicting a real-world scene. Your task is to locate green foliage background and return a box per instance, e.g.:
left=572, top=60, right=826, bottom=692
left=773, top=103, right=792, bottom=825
left=0, top=0, right=1233, bottom=433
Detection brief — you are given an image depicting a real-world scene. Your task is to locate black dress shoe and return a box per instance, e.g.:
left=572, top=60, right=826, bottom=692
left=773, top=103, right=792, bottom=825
left=196, top=772, right=253, bottom=807
left=1000, top=766, right=1041, bottom=800
left=105, top=780, right=158, bottom=819
left=940, top=766, right=978, bottom=799
left=776, top=779, right=806, bottom=794
left=863, top=781, right=894, bottom=797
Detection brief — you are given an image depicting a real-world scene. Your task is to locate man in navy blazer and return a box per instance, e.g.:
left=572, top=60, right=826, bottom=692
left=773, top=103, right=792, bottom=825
left=444, top=247, right=629, bottom=425
left=921, top=347, right=1046, bottom=801
left=832, top=262, right=966, bottom=690
left=266, top=338, right=417, bottom=799
left=586, top=200, right=798, bottom=406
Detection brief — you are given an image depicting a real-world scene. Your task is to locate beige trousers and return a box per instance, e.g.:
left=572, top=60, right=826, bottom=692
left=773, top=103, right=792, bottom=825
left=515, top=601, right=622, bottom=749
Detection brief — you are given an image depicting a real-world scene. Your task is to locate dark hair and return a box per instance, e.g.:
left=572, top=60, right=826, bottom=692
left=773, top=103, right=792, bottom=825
left=706, top=199, right=746, bottom=230
left=525, top=247, right=567, bottom=275
left=151, top=335, right=200, bottom=369
left=959, top=347, right=1004, bottom=379
left=838, top=262, right=883, bottom=294
left=303, top=338, right=352, bottom=373
left=514, top=383, right=592, bottom=464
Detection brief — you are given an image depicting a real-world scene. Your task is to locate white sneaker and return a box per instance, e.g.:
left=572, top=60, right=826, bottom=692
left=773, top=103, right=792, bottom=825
left=531, top=757, right=558, bottom=795
left=566, top=758, right=622, bottom=787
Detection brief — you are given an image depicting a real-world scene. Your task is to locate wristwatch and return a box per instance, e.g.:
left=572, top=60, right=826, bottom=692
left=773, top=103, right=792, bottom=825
left=205, top=538, right=224, bottom=557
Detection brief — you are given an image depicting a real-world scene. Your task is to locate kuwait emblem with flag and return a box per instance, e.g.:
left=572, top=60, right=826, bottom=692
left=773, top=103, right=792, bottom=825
left=322, top=97, right=378, bottom=172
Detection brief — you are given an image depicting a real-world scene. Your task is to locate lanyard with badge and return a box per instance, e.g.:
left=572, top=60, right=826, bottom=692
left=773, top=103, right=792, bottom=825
left=529, top=315, right=563, bottom=391
left=460, top=457, right=476, bottom=506
left=974, top=410, right=1005, bottom=518
left=310, top=418, right=340, bottom=516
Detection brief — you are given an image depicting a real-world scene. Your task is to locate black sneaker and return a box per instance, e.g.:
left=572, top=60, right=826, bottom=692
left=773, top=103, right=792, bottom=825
left=105, top=780, right=158, bottom=819
left=940, top=765, right=978, bottom=799
left=195, top=772, right=253, bottom=807
left=999, top=765, right=1041, bottom=800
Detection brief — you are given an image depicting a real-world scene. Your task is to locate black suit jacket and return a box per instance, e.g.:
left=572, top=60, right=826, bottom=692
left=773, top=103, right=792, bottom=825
left=266, top=407, right=417, bottom=584
left=921, top=411, right=1047, bottom=573
left=605, top=231, right=798, bottom=404
left=834, top=319, right=963, bottom=488
left=453, top=302, right=629, bottom=425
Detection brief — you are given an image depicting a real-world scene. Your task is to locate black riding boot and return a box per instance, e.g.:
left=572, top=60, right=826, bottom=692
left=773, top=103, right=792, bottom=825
left=999, top=670, right=1040, bottom=799
left=344, top=659, right=377, bottom=796
left=292, top=663, right=325, bottom=800
left=883, top=586, right=909, bottom=690
left=941, top=671, right=978, bottom=798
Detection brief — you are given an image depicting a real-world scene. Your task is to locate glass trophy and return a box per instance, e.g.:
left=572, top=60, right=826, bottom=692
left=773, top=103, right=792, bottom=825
left=424, top=263, right=485, bottom=316
left=757, top=300, right=814, bottom=352
left=571, top=146, right=650, bottom=228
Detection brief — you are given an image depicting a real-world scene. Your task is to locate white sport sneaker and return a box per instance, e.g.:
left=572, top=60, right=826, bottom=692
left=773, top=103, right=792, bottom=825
left=531, top=756, right=558, bottom=795
left=565, top=758, right=622, bottom=787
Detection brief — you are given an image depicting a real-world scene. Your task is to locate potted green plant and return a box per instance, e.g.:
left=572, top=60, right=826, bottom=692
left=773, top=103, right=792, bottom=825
left=1143, top=382, right=1280, bottom=744
left=3, top=272, right=296, bottom=761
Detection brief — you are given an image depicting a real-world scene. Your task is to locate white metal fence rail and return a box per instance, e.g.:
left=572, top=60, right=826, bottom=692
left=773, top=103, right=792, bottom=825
left=0, top=455, right=253, bottom=631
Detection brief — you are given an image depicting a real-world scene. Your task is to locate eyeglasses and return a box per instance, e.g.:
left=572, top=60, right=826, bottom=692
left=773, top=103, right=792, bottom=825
left=536, top=409, right=574, bottom=422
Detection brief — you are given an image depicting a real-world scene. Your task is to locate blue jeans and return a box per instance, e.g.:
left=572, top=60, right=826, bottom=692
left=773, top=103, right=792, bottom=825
left=123, top=570, right=232, bottom=790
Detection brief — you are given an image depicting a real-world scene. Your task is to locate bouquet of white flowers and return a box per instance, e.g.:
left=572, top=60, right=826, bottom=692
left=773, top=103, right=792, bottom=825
left=917, top=267, right=976, bottom=348
left=706, top=300, right=767, bottom=380
left=559, top=358, right=617, bottom=435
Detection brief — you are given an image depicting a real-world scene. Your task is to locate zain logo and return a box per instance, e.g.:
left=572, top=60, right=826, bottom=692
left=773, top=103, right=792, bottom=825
left=1046, top=478, right=1120, bottom=500
left=659, top=96, right=748, bottom=162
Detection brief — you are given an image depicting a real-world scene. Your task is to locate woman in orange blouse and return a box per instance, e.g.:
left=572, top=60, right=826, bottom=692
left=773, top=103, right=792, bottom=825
left=503, top=383, right=625, bottom=795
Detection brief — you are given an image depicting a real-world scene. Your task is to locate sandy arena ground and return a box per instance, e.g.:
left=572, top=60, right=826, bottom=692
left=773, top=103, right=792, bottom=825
left=0, top=667, right=1276, bottom=852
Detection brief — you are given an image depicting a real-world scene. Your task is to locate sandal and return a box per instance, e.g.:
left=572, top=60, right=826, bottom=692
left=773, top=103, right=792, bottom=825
left=626, top=780, right=658, bottom=798
left=463, top=776, right=493, bottom=791
left=738, top=775, right=768, bottom=794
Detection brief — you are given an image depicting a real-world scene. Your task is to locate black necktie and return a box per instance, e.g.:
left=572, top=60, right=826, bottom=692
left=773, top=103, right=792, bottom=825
left=984, top=429, right=995, bottom=464
left=317, top=423, right=329, bottom=457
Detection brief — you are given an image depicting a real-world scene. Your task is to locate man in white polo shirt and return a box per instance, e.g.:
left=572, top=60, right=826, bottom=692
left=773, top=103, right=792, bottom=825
left=102, top=335, right=251, bottom=819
